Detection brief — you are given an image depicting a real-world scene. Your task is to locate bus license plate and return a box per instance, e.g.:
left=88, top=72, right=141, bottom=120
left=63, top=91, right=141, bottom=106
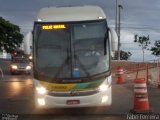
left=66, top=100, right=80, bottom=105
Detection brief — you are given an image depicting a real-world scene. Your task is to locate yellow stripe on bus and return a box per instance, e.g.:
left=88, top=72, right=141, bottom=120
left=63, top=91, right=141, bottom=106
left=40, top=81, right=75, bottom=91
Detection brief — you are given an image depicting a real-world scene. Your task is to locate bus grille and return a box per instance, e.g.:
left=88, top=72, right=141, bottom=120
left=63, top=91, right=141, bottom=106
left=48, top=89, right=99, bottom=97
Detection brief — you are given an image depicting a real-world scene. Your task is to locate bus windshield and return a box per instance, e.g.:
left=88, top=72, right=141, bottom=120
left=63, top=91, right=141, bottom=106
left=33, top=20, right=110, bottom=82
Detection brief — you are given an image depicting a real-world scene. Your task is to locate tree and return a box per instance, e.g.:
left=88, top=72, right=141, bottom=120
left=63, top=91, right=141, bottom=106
left=0, top=17, right=23, bottom=53
left=134, top=34, right=151, bottom=62
left=150, top=40, right=160, bottom=57
left=120, top=50, right=132, bottom=60
left=114, top=50, right=132, bottom=60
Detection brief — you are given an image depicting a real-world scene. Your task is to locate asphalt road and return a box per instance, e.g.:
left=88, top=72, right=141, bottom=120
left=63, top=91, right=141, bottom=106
left=0, top=74, right=130, bottom=120
left=0, top=60, right=160, bottom=120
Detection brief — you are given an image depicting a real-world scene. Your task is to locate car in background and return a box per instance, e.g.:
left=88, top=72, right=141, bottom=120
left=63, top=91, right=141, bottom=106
left=10, top=56, right=32, bottom=75
left=11, top=49, right=25, bottom=59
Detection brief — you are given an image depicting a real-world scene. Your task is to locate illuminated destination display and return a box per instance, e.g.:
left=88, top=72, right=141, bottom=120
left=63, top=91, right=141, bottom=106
left=42, top=25, right=66, bottom=30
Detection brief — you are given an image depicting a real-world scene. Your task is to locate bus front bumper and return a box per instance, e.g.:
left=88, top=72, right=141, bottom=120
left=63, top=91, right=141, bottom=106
left=34, top=87, right=112, bottom=108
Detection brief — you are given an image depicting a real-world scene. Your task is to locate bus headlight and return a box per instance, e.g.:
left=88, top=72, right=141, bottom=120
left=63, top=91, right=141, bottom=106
left=36, top=86, right=47, bottom=94
left=99, top=84, right=109, bottom=92
left=11, top=65, right=18, bottom=69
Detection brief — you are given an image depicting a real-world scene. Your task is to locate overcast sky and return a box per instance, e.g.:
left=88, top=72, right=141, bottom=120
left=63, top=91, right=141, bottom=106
left=0, top=0, right=160, bottom=61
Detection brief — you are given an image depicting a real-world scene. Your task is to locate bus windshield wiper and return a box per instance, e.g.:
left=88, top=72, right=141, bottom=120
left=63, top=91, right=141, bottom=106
left=54, top=56, right=71, bottom=79
left=74, top=55, right=92, bottom=81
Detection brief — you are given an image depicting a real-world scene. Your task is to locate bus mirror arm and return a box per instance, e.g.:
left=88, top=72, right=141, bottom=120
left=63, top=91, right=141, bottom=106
left=108, top=28, right=118, bottom=52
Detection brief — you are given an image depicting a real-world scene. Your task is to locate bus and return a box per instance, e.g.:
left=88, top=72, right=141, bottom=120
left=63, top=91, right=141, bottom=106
left=32, top=5, right=118, bottom=108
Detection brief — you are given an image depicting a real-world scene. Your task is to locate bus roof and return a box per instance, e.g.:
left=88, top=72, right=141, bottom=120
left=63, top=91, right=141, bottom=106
left=37, top=5, right=106, bottom=22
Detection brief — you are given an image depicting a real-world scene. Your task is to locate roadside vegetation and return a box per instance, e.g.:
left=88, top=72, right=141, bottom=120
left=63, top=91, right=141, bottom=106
left=0, top=17, right=23, bottom=53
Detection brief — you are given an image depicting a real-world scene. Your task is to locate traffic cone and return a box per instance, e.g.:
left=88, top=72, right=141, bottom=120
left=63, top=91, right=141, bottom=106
left=116, top=66, right=125, bottom=84
left=131, top=78, right=152, bottom=113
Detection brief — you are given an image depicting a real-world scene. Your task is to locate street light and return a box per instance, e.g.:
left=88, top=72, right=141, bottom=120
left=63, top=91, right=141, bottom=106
left=117, top=4, right=123, bottom=60
left=115, top=0, right=118, bottom=33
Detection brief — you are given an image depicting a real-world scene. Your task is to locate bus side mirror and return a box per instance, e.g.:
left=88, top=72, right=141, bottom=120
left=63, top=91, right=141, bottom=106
left=108, top=28, right=118, bottom=52
left=24, top=31, right=33, bottom=54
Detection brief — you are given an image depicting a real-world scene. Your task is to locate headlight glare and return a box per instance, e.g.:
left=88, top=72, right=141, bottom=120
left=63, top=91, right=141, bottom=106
left=37, top=98, right=45, bottom=106
left=101, top=96, right=108, bottom=103
left=26, top=66, right=31, bottom=70
left=99, top=84, right=109, bottom=92
left=11, top=65, right=18, bottom=69
left=29, top=56, right=32, bottom=60
left=36, top=86, right=47, bottom=94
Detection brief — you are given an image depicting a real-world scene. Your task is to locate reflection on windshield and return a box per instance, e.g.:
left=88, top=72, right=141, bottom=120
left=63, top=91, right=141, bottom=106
left=34, top=20, right=109, bottom=80
left=36, top=28, right=71, bottom=78
left=74, top=38, right=108, bottom=77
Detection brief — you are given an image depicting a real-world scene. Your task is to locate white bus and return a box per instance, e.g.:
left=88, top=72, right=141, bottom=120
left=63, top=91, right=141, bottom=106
left=32, top=5, right=117, bottom=108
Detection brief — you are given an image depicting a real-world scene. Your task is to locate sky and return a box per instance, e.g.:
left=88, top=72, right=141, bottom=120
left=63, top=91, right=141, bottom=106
left=0, top=0, right=160, bottom=61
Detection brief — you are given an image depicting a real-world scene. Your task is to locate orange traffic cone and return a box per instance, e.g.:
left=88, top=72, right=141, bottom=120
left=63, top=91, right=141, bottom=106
left=131, top=78, right=151, bottom=113
left=116, top=66, right=125, bottom=84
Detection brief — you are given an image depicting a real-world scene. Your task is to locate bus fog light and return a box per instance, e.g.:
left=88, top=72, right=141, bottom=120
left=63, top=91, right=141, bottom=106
left=36, top=87, right=47, bottom=94
left=99, top=84, right=109, bottom=92
left=102, top=96, right=108, bottom=103
left=37, top=98, right=45, bottom=106
left=29, top=55, right=32, bottom=60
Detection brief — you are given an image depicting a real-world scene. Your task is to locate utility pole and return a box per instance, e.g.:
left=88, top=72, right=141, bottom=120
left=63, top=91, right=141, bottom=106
left=115, top=0, right=118, bottom=33
left=117, top=4, right=123, bottom=60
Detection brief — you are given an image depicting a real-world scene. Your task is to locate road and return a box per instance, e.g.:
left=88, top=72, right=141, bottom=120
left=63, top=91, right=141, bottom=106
left=0, top=60, right=160, bottom=120
left=0, top=74, right=129, bottom=120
